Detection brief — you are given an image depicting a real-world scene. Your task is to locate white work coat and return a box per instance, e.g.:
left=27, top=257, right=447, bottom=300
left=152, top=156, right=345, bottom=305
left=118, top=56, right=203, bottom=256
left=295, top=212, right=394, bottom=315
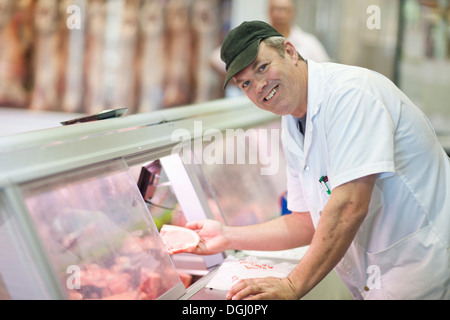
left=282, top=60, right=450, bottom=299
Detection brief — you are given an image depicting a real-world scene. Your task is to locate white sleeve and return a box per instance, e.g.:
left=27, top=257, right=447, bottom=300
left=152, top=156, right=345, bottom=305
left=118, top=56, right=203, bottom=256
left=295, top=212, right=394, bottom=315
left=325, top=86, right=396, bottom=189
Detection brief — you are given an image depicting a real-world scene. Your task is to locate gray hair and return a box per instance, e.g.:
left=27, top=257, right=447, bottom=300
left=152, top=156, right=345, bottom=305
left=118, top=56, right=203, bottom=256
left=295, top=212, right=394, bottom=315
left=262, top=36, right=305, bottom=61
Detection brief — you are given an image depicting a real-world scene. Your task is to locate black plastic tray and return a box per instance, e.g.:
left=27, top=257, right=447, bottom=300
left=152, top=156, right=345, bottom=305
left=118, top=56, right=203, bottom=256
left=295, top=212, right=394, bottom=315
left=60, top=108, right=128, bottom=126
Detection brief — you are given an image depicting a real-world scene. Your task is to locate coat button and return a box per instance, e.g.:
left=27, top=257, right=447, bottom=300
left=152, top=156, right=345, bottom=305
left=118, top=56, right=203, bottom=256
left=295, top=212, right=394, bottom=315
left=364, top=286, right=370, bottom=292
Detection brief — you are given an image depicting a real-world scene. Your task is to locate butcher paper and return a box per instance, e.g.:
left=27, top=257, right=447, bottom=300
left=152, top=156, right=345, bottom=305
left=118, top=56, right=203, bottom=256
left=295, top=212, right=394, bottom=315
left=205, top=255, right=296, bottom=291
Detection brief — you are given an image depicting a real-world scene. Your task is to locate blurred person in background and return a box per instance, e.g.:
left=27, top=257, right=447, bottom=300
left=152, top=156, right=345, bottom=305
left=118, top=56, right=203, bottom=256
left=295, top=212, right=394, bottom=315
left=268, top=0, right=329, bottom=62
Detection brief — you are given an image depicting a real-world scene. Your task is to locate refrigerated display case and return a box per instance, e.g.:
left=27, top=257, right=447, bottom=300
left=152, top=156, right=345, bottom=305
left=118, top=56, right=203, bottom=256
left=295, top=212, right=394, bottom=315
left=7, top=158, right=183, bottom=300
left=0, top=96, right=280, bottom=299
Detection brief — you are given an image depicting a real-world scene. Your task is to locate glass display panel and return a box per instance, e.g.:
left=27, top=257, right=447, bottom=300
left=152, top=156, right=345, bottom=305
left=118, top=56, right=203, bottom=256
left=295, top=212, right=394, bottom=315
left=187, top=120, right=287, bottom=226
left=19, top=159, right=183, bottom=300
left=132, top=161, right=186, bottom=230
left=0, top=190, right=52, bottom=300
left=131, top=157, right=225, bottom=275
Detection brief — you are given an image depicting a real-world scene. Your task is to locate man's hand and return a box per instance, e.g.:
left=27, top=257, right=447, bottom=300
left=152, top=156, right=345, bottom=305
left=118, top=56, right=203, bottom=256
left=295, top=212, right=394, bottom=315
left=226, top=277, right=299, bottom=300
left=184, top=220, right=229, bottom=255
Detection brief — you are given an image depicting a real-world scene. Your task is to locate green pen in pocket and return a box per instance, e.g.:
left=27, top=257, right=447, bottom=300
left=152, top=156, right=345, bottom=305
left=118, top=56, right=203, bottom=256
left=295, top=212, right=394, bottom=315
left=319, top=175, right=331, bottom=195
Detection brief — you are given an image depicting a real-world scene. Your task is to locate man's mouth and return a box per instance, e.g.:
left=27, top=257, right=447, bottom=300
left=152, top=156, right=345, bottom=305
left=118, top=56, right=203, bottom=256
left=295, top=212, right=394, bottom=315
left=264, top=85, right=279, bottom=101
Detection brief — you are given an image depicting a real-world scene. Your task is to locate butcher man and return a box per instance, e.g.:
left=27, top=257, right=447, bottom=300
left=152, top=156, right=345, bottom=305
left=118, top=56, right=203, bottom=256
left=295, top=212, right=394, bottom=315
left=179, top=21, right=450, bottom=300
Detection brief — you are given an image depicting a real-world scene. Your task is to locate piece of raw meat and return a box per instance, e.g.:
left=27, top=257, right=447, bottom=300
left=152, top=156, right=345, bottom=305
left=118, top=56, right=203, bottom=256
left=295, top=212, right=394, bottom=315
left=177, top=270, right=193, bottom=288
left=160, top=224, right=200, bottom=255
left=138, top=269, right=163, bottom=300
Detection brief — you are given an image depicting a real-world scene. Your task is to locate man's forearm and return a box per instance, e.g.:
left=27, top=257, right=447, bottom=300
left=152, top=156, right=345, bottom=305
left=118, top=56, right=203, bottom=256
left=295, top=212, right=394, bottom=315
left=286, top=207, right=364, bottom=298
left=225, top=211, right=315, bottom=251
left=287, top=175, right=375, bottom=298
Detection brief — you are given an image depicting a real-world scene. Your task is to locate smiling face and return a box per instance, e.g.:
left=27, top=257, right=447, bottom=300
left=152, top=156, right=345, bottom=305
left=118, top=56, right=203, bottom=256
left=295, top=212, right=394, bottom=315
left=233, top=40, right=308, bottom=118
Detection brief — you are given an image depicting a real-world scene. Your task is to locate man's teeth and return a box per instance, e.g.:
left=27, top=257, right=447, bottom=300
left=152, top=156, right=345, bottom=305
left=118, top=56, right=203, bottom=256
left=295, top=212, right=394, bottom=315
left=265, top=86, right=278, bottom=101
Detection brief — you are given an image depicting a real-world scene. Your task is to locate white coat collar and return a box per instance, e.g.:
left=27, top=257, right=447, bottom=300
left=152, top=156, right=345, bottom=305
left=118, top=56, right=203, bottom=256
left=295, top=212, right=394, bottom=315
left=282, top=60, right=325, bottom=157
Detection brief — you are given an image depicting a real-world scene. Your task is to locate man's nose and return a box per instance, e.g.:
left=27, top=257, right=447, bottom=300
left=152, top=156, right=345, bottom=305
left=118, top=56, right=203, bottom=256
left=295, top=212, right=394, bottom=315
left=255, top=78, right=268, bottom=94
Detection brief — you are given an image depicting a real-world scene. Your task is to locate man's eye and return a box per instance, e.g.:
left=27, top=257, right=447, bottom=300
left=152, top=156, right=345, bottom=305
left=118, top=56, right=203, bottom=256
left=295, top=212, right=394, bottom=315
left=242, top=81, right=250, bottom=88
left=259, top=64, right=267, bottom=72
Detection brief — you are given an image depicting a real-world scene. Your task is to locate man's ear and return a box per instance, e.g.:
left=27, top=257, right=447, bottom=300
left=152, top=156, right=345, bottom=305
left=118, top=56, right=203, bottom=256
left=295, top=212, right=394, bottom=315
left=284, top=40, right=299, bottom=64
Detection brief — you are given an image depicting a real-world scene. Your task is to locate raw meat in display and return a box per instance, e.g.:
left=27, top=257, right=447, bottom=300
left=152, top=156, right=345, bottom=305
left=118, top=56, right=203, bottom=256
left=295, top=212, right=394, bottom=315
left=177, top=270, right=193, bottom=289
left=160, top=224, right=200, bottom=255
left=138, top=268, right=163, bottom=300
left=68, top=232, right=192, bottom=300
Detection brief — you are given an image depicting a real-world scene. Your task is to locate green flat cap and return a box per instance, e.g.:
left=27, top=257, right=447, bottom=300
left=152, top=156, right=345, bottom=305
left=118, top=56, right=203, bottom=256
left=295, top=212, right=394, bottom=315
left=220, top=20, right=283, bottom=89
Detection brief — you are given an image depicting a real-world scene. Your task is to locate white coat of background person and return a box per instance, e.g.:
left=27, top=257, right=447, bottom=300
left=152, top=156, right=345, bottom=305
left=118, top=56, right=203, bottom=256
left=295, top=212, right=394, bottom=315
left=267, top=0, right=329, bottom=62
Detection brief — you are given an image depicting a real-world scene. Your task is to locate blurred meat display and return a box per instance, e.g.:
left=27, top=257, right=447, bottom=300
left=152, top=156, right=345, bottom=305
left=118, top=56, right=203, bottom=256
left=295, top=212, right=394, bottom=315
left=191, top=0, right=222, bottom=103
left=0, top=0, right=230, bottom=113
left=110, top=0, right=140, bottom=113
left=162, top=0, right=193, bottom=108
left=0, top=0, right=34, bottom=108
left=83, top=0, right=107, bottom=114
left=137, top=0, right=165, bottom=112
left=60, top=0, right=85, bottom=113
left=30, top=0, right=61, bottom=110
